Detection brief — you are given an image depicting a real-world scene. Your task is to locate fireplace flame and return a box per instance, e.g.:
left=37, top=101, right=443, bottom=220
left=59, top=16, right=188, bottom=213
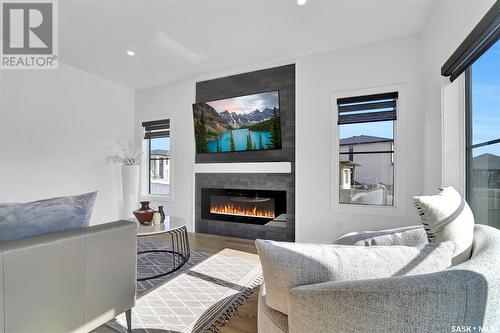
left=210, top=203, right=275, bottom=219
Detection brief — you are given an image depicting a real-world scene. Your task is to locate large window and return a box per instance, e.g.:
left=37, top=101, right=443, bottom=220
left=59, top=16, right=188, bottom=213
left=337, top=92, right=397, bottom=206
left=466, top=40, right=499, bottom=228
left=142, top=119, right=171, bottom=196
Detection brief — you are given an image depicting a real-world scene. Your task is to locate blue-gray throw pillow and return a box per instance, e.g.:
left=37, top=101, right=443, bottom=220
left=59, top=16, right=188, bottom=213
left=0, top=191, right=97, bottom=242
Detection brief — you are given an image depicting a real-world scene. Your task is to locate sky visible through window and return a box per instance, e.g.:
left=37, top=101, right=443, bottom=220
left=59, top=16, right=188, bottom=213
left=151, top=137, right=170, bottom=151
left=339, top=120, right=393, bottom=140
left=472, top=40, right=500, bottom=157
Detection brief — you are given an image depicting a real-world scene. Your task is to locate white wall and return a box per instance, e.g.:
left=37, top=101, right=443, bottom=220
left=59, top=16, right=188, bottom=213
left=419, top=0, right=496, bottom=194
left=134, top=37, right=427, bottom=242
left=0, top=70, right=4, bottom=202
left=296, top=36, right=424, bottom=242
left=135, top=79, right=196, bottom=231
left=0, top=63, right=135, bottom=225
left=135, top=35, right=429, bottom=243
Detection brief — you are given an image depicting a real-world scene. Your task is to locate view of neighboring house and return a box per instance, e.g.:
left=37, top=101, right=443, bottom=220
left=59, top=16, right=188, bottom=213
left=339, top=135, right=394, bottom=205
left=150, top=149, right=170, bottom=195
left=471, top=153, right=500, bottom=188
left=471, top=153, right=500, bottom=228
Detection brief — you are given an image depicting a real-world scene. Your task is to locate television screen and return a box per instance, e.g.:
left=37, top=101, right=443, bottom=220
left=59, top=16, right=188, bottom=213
left=193, top=90, right=281, bottom=153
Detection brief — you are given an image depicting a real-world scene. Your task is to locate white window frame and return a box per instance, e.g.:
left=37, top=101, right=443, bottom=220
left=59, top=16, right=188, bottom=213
left=140, top=115, right=174, bottom=202
left=441, top=74, right=466, bottom=195
left=330, top=84, right=407, bottom=216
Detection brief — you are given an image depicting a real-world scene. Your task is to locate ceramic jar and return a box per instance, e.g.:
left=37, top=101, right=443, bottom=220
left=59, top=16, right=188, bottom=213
left=133, top=201, right=155, bottom=225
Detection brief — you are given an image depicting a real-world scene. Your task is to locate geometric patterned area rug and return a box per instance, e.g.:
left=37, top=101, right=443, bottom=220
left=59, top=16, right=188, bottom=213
left=107, top=238, right=262, bottom=333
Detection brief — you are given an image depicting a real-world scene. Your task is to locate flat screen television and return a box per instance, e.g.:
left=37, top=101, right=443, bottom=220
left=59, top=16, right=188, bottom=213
left=193, top=90, right=282, bottom=153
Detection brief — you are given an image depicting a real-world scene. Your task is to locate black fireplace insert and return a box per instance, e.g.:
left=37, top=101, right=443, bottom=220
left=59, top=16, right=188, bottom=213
left=201, top=188, right=286, bottom=225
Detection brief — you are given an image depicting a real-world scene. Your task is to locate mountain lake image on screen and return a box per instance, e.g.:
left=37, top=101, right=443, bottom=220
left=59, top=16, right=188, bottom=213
left=193, top=90, right=282, bottom=153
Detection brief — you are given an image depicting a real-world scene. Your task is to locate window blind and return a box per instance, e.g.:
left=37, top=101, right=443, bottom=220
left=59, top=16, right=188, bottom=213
left=142, top=119, right=170, bottom=139
left=337, top=92, right=398, bottom=125
left=441, top=1, right=499, bottom=82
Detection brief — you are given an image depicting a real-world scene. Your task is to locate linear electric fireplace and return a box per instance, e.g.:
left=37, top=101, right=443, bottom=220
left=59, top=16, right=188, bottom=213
left=201, top=188, right=286, bottom=225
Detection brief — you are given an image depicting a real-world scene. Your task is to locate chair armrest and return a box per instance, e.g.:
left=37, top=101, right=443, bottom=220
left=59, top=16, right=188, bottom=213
left=84, top=220, right=137, bottom=331
left=256, top=239, right=453, bottom=315
left=288, top=270, right=487, bottom=333
left=334, top=225, right=427, bottom=246
left=0, top=220, right=137, bottom=333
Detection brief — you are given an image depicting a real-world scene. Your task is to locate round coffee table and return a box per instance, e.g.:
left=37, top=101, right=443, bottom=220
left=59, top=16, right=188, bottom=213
left=136, top=216, right=190, bottom=281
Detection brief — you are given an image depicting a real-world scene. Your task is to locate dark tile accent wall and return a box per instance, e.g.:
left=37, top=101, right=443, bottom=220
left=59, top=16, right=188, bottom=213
left=195, top=173, right=295, bottom=241
left=195, top=64, right=295, bottom=164
left=194, top=64, right=295, bottom=241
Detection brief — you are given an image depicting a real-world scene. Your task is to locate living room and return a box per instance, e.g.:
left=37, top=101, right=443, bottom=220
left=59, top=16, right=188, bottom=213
left=0, top=0, right=499, bottom=332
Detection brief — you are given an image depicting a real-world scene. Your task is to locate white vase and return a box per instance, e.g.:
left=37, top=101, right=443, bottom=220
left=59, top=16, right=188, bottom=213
left=122, top=164, right=140, bottom=219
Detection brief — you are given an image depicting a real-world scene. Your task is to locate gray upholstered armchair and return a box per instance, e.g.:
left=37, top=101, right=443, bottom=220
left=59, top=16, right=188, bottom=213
left=257, top=224, right=500, bottom=333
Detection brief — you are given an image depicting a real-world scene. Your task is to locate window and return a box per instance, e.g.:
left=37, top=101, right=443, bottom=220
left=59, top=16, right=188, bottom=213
left=466, top=40, right=499, bottom=228
left=142, top=119, right=171, bottom=196
left=443, top=2, right=499, bottom=228
left=337, top=92, right=397, bottom=206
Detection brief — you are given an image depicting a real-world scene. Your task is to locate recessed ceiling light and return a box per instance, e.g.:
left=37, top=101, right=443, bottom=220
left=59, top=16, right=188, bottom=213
left=297, top=0, right=307, bottom=5
left=126, top=50, right=135, bottom=56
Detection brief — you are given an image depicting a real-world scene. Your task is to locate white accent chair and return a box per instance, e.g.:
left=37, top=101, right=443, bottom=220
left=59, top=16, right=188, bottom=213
left=0, top=220, right=137, bottom=333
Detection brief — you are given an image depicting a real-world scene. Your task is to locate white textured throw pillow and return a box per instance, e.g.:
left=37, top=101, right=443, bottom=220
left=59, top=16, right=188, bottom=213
left=413, top=186, right=474, bottom=265
left=256, top=240, right=454, bottom=315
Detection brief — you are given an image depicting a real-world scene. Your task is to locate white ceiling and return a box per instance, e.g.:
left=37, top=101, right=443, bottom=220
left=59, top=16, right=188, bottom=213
left=60, top=0, right=435, bottom=89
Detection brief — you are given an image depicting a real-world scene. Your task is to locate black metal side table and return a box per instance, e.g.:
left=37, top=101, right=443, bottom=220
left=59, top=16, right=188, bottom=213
left=136, top=216, right=190, bottom=281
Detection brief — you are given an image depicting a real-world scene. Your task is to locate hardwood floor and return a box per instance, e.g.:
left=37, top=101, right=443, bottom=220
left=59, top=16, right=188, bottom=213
left=93, top=232, right=260, bottom=333
left=188, top=232, right=257, bottom=254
